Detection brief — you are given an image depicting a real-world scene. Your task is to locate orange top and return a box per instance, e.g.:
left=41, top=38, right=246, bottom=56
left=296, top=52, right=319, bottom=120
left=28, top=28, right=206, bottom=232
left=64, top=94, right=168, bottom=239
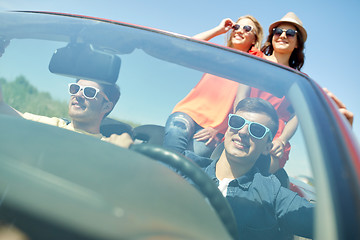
left=173, top=74, right=238, bottom=134
left=249, top=88, right=293, bottom=125
left=172, top=47, right=264, bottom=134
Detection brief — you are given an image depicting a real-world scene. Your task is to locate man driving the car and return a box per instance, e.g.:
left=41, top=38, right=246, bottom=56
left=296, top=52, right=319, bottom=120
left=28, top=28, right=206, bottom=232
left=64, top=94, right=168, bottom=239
left=184, top=97, right=314, bottom=240
left=0, top=79, right=133, bottom=148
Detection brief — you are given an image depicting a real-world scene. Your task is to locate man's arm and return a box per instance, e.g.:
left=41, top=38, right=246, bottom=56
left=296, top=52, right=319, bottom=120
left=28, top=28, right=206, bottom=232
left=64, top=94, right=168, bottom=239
left=102, top=133, right=134, bottom=149
left=276, top=186, right=314, bottom=238
left=0, top=84, right=22, bottom=117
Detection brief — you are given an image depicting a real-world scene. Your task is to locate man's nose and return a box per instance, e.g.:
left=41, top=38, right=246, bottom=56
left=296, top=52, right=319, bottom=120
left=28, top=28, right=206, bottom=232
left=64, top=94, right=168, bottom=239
left=74, top=89, right=84, bottom=98
left=237, top=124, right=249, bottom=136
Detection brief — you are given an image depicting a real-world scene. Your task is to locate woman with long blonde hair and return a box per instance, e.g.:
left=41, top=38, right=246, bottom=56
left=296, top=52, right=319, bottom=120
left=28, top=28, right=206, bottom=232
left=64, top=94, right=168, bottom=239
left=163, top=15, right=265, bottom=157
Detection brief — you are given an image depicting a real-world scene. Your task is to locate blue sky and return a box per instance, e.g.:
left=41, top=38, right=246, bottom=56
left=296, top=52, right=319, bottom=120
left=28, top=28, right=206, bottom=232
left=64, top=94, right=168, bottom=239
left=1, top=0, right=359, bottom=139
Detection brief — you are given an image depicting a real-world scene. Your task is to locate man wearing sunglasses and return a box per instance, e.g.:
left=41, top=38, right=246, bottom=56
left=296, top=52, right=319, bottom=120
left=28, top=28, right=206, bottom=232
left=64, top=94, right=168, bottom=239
left=184, top=97, right=314, bottom=240
left=0, top=79, right=133, bottom=148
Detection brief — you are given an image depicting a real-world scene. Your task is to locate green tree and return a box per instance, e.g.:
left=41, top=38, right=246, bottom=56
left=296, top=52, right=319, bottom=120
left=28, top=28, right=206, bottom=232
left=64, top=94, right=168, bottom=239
left=1, top=76, right=69, bottom=118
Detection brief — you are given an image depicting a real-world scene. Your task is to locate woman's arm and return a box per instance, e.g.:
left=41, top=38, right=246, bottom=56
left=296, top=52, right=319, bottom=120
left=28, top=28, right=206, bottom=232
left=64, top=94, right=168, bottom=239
left=274, top=115, right=298, bottom=149
left=270, top=115, right=298, bottom=173
left=193, top=18, right=235, bottom=41
left=323, top=88, right=354, bottom=127
left=233, top=84, right=251, bottom=112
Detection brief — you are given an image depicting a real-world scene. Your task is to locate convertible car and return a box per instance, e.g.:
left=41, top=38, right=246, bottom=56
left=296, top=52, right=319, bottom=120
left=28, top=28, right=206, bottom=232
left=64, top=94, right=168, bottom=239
left=0, top=11, right=359, bottom=240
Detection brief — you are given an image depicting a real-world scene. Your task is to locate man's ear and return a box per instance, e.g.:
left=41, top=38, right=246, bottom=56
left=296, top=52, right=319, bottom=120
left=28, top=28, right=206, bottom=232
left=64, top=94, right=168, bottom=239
left=102, top=101, right=113, bottom=114
left=262, top=141, right=273, bottom=155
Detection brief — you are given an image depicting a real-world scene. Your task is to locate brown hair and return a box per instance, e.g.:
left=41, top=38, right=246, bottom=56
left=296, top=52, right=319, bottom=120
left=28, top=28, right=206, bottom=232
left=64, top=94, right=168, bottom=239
left=226, top=15, right=263, bottom=50
left=235, top=97, right=279, bottom=141
left=76, top=79, right=120, bottom=118
left=99, top=82, right=120, bottom=118
left=261, top=25, right=305, bottom=71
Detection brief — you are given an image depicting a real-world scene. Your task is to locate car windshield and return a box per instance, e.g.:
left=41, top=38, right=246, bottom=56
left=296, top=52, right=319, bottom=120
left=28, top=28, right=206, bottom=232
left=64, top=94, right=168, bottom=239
left=0, top=11, right=358, bottom=240
left=0, top=11, right=313, bottom=175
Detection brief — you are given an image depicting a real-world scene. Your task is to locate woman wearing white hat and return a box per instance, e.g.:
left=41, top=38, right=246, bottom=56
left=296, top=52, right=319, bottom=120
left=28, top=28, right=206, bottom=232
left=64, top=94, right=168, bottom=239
left=248, top=12, right=308, bottom=187
left=262, top=11, right=307, bottom=70
left=251, top=12, right=353, bottom=187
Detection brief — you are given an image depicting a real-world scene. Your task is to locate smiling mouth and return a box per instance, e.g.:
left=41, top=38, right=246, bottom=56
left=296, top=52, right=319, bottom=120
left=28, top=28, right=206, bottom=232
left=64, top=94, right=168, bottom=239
left=72, top=101, right=86, bottom=110
left=232, top=138, right=249, bottom=151
left=233, top=34, right=244, bottom=40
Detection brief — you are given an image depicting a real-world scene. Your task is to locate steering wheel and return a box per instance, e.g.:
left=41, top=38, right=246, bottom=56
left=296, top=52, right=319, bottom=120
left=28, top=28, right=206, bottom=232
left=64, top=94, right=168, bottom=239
left=130, top=143, right=239, bottom=240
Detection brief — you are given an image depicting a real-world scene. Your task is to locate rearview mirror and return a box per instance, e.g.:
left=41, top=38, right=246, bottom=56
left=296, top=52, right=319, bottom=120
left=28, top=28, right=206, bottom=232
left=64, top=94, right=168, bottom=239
left=49, top=43, right=121, bottom=84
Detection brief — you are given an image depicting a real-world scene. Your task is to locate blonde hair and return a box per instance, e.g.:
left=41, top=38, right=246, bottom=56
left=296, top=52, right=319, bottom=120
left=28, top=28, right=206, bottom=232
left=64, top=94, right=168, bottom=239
left=226, top=15, right=263, bottom=50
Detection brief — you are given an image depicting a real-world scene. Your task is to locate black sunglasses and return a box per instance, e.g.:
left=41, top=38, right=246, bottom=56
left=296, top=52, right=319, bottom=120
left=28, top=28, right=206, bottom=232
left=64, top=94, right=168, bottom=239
left=228, top=114, right=273, bottom=140
left=68, top=83, right=109, bottom=101
left=273, top=27, right=297, bottom=38
left=232, top=24, right=253, bottom=33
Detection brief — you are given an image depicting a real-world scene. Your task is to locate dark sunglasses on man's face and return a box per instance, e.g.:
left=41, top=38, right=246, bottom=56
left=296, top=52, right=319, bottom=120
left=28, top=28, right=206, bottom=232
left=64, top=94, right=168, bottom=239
left=232, top=24, right=253, bottom=33
left=68, top=83, right=109, bottom=101
left=273, top=27, right=297, bottom=38
left=228, top=114, right=273, bottom=140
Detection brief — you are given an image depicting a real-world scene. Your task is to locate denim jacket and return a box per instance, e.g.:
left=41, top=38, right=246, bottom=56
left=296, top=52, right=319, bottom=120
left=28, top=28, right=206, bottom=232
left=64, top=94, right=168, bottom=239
left=184, top=151, right=314, bottom=240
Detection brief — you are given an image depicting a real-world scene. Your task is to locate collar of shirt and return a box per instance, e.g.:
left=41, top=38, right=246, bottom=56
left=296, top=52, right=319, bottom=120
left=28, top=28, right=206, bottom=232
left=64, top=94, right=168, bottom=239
left=65, top=122, right=103, bottom=139
left=204, top=159, right=259, bottom=190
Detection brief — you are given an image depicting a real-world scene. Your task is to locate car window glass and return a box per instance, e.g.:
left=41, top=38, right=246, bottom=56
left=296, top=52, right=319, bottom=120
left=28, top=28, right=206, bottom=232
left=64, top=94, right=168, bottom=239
left=0, top=36, right=315, bottom=196
left=0, top=13, right=322, bottom=239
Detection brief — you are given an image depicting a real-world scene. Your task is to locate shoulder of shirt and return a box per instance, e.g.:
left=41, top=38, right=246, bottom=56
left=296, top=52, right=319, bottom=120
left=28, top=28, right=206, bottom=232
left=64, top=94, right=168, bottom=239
left=248, top=47, right=265, bottom=58
left=22, top=112, right=68, bottom=127
left=252, top=172, right=283, bottom=191
left=255, top=172, right=280, bottom=183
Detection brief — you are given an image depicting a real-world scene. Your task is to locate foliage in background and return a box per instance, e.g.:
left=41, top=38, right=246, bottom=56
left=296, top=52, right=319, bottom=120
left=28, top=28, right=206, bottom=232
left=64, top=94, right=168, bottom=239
left=0, top=76, right=69, bottom=118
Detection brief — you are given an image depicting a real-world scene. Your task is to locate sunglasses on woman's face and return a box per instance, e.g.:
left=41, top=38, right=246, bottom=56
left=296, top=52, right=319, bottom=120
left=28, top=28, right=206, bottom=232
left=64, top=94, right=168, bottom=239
left=232, top=24, right=253, bottom=33
left=273, top=27, right=297, bottom=38
left=68, top=83, right=109, bottom=101
left=228, top=114, right=273, bottom=140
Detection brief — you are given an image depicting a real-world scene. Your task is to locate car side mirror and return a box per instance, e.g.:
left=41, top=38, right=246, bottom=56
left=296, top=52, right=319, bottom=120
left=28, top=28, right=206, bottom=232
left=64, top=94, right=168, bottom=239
left=49, top=43, right=121, bottom=84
